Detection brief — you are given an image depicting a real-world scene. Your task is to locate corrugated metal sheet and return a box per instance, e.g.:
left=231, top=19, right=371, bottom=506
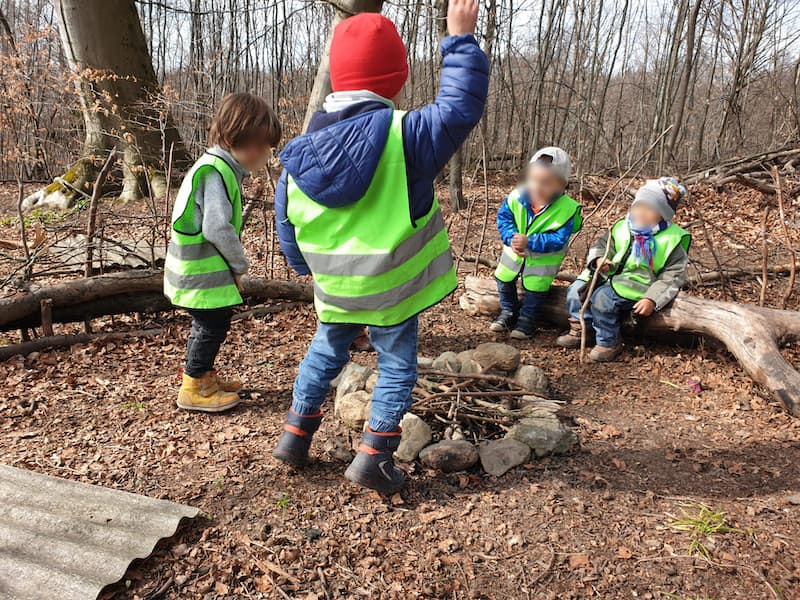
left=0, top=464, right=199, bottom=600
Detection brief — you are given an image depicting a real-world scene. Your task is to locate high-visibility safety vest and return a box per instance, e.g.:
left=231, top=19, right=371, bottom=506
left=605, top=219, right=691, bottom=301
left=494, top=189, right=582, bottom=292
left=286, top=111, right=457, bottom=326
left=163, top=153, right=243, bottom=310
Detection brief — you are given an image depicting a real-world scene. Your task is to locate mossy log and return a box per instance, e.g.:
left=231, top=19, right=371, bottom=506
left=460, top=275, right=800, bottom=417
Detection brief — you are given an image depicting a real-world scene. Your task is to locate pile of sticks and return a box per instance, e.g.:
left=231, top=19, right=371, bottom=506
left=684, top=145, right=800, bottom=194
left=412, top=368, right=564, bottom=441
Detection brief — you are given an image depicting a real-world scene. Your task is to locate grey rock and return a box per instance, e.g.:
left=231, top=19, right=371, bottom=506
left=473, top=342, right=520, bottom=372
left=335, top=363, right=373, bottom=400
left=334, top=390, right=372, bottom=430
left=457, top=349, right=483, bottom=374
left=365, top=372, right=379, bottom=393
left=786, top=494, right=800, bottom=506
left=419, top=440, right=479, bottom=472
left=418, top=355, right=435, bottom=368
left=432, top=351, right=460, bottom=372
left=514, top=365, right=549, bottom=395
left=478, top=438, right=531, bottom=476
left=506, top=416, right=578, bottom=457
left=394, top=413, right=433, bottom=462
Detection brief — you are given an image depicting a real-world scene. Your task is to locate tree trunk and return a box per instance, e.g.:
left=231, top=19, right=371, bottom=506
left=23, top=0, right=189, bottom=211
left=301, top=0, right=384, bottom=132
left=435, top=0, right=467, bottom=211
left=0, top=270, right=312, bottom=331
left=460, top=276, right=800, bottom=417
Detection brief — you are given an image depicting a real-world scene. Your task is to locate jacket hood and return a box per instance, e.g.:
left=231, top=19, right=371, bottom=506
left=279, top=107, right=393, bottom=208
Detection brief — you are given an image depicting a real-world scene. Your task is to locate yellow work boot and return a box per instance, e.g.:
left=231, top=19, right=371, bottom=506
left=177, top=372, right=240, bottom=413
left=210, top=369, right=243, bottom=393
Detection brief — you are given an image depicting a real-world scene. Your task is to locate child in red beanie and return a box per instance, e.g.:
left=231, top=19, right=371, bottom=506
left=274, top=0, right=489, bottom=493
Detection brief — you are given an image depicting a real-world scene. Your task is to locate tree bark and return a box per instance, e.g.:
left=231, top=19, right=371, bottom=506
left=460, top=276, right=800, bottom=416
left=301, top=0, right=384, bottom=132
left=0, top=270, right=312, bottom=331
left=23, top=0, right=189, bottom=210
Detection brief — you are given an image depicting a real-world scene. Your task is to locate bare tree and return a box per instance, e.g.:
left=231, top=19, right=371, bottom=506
left=22, top=0, right=188, bottom=210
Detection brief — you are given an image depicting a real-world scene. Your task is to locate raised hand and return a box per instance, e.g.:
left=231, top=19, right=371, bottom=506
left=447, top=0, right=479, bottom=36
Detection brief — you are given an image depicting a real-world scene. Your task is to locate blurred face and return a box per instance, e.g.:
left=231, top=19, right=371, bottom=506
left=526, top=164, right=566, bottom=207
left=231, top=143, right=273, bottom=173
left=630, top=203, right=663, bottom=228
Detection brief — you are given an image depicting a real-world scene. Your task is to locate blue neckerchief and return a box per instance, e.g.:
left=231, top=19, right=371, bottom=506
left=627, top=215, right=669, bottom=270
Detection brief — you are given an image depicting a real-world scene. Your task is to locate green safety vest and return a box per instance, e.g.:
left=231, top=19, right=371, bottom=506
left=163, top=153, right=243, bottom=310
left=286, top=111, right=457, bottom=326
left=494, top=189, right=582, bottom=292
left=602, top=219, right=691, bottom=301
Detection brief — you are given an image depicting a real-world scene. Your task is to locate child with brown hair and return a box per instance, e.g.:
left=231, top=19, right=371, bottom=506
left=164, top=93, right=281, bottom=412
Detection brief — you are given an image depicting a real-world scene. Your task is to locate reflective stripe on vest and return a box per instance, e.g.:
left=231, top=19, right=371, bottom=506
left=609, top=219, right=691, bottom=301
left=286, top=110, right=457, bottom=326
left=163, top=153, right=243, bottom=310
left=494, top=189, right=582, bottom=292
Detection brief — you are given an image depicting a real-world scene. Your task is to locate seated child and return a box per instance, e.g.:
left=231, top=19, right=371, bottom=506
left=557, top=177, right=690, bottom=361
left=164, top=93, right=281, bottom=412
left=491, top=147, right=582, bottom=339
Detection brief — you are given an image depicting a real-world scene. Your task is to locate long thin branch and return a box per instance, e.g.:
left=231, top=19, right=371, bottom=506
left=84, top=148, right=118, bottom=278
left=759, top=204, right=770, bottom=307
left=772, top=166, right=797, bottom=309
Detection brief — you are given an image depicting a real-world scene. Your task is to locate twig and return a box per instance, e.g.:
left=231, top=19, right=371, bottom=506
left=15, top=172, right=31, bottom=279
left=759, top=204, right=770, bottom=307
left=0, top=328, right=162, bottom=361
left=530, top=545, right=555, bottom=585
left=579, top=231, right=612, bottom=362
left=163, top=141, right=175, bottom=256
left=473, top=132, right=492, bottom=276
left=687, top=194, right=737, bottom=301
left=418, top=368, right=528, bottom=389
left=772, top=166, right=796, bottom=309
left=231, top=301, right=302, bottom=321
left=39, top=299, right=53, bottom=336
left=85, top=147, right=118, bottom=278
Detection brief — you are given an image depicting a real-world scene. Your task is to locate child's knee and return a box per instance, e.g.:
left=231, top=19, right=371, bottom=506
left=590, top=286, right=617, bottom=314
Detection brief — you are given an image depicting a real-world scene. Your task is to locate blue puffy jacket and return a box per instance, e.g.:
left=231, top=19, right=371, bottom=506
left=496, top=188, right=576, bottom=253
left=276, top=34, right=490, bottom=275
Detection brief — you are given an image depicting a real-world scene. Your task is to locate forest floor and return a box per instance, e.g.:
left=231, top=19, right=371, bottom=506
left=1, top=174, right=800, bottom=600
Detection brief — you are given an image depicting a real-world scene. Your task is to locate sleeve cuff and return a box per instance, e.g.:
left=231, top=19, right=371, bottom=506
left=441, top=33, right=478, bottom=55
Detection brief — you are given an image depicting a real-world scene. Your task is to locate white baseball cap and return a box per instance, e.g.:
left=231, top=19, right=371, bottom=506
left=529, top=146, right=571, bottom=183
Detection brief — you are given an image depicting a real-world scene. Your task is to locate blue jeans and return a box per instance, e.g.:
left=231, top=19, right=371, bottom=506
left=496, top=278, right=547, bottom=321
left=291, top=317, right=418, bottom=432
left=565, top=280, right=634, bottom=347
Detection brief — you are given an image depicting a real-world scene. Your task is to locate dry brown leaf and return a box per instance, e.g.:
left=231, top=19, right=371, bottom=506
left=568, top=553, right=592, bottom=569
left=419, top=508, right=453, bottom=524
left=616, top=546, right=633, bottom=559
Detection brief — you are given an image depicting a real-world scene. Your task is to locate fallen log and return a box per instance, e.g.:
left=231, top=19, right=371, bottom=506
left=0, top=269, right=313, bottom=331
left=460, top=275, right=800, bottom=416
left=0, top=328, right=162, bottom=361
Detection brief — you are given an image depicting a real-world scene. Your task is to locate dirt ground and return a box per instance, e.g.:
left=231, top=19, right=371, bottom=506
left=1, top=176, right=800, bottom=600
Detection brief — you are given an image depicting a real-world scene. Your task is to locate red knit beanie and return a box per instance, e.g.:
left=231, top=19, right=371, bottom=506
left=329, top=13, right=409, bottom=100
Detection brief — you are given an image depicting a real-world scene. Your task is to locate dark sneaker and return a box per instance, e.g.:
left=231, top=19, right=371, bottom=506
left=510, top=317, right=536, bottom=340
left=490, top=310, right=518, bottom=333
left=344, top=428, right=405, bottom=494
left=588, top=344, right=623, bottom=362
left=273, top=410, right=323, bottom=467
